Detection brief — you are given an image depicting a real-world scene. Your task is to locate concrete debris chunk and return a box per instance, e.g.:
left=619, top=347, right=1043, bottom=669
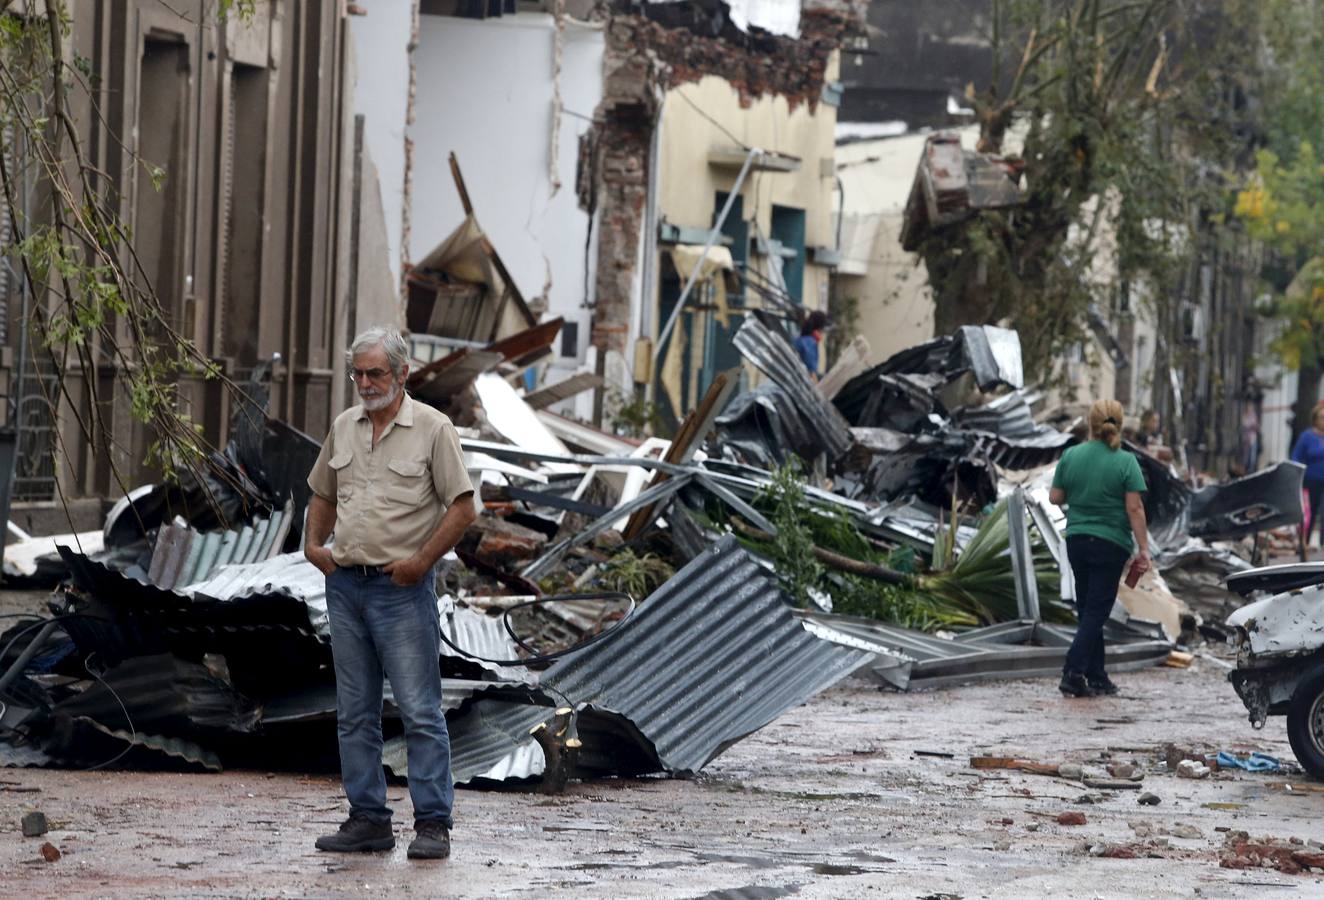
left=1176, top=759, right=1211, bottom=779
left=21, top=811, right=48, bottom=837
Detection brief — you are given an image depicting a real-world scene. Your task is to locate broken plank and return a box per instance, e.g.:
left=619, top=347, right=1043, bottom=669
left=487, top=318, right=564, bottom=364
left=819, top=334, right=871, bottom=401
left=622, top=369, right=739, bottom=541
left=969, top=756, right=1061, bottom=776
left=525, top=373, right=605, bottom=411
left=503, top=485, right=612, bottom=518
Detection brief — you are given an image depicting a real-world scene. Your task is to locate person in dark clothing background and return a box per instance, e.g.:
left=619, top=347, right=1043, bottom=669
left=1050, top=399, right=1150, bottom=698
left=1292, top=404, right=1324, bottom=548
left=793, top=310, right=829, bottom=380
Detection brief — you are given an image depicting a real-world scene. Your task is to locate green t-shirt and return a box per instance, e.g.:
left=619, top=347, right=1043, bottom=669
left=1051, top=439, right=1147, bottom=551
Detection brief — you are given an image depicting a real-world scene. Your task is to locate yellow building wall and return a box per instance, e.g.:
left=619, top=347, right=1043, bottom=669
left=655, top=68, right=839, bottom=332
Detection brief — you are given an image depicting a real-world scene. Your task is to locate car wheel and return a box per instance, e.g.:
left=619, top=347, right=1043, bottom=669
left=1287, top=664, right=1324, bottom=780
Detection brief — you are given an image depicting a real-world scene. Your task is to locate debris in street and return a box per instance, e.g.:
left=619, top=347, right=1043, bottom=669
left=39, top=842, right=60, bottom=862
left=1137, top=792, right=1161, bottom=805
left=1214, top=751, right=1281, bottom=772
left=969, top=756, right=1060, bottom=776
left=0, top=321, right=1266, bottom=794
left=20, top=810, right=46, bottom=836
left=1056, top=811, right=1087, bottom=826
left=1220, top=832, right=1324, bottom=875
left=1176, top=760, right=1212, bottom=779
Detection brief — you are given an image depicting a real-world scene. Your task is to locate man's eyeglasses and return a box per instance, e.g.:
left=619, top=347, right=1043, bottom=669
left=347, top=367, right=392, bottom=382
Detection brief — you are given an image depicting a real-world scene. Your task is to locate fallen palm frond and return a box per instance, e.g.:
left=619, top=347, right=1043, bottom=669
left=911, top=498, right=1072, bottom=626
left=714, top=461, right=1073, bottom=631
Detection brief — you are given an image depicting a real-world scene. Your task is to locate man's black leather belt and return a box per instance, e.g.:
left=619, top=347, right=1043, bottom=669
left=340, top=564, right=386, bottom=576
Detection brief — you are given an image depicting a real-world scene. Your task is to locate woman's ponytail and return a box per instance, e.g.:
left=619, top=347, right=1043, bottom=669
left=1088, top=399, right=1126, bottom=450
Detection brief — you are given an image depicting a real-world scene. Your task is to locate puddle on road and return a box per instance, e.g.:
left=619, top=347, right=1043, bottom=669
left=561, top=848, right=891, bottom=878
left=694, top=884, right=802, bottom=899
left=809, top=863, right=866, bottom=875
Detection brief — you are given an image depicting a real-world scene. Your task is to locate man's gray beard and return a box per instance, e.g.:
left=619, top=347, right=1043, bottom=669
left=360, top=379, right=400, bottom=412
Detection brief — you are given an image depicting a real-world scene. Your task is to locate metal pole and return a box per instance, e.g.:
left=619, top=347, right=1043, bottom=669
left=1008, top=487, right=1041, bottom=621
left=651, top=147, right=761, bottom=372
left=0, top=620, right=59, bottom=695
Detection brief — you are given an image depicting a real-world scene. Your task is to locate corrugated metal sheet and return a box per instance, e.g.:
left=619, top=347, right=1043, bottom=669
left=440, top=602, right=533, bottom=682
left=799, top=612, right=1171, bottom=690
left=536, top=535, right=881, bottom=773
left=183, top=552, right=329, bottom=637
left=384, top=697, right=547, bottom=784
left=0, top=740, right=52, bottom=768
left=46, top=717, right=222, bottom=772
left=732, top=317, right=853, bottom=460
left=148, top=501, right=295, bottom=590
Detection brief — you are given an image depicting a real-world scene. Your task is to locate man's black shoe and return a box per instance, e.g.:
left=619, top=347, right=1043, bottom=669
left=407, top=820, right=451, bottom=860
left=1059, top=672, right=1098, bottom=698
left=315, top=813, right=394, bottom=853
left=1088, top=675, right=1120, bottom=696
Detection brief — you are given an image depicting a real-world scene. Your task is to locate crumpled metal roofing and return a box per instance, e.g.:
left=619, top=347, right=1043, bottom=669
left=384, top=696, right=548, bottom=784
left=45, top=716, right=222, bottom=771
left=0, top=740, right=52, bottom=768
left=535, top=535, right=883, bottom=773
left=733, top=317, right=853, bottom=461
left=800, top=612, right=1171, bottom=690
left=180, top=551, right=330, bottom=638
left=440, top=600, right=534, bottom=682
left=147, top=501, right=294, bottom=590
left=183, top=556, right=532, bottom=680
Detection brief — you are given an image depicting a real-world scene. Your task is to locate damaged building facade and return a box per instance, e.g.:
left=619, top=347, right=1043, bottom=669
left=352, top=0, right=859, bottom=430
left=0, top=0, right=860, bottom=508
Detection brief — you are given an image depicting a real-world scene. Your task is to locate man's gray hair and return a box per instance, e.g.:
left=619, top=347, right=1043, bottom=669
left=347, top=326, right=410, bottom=376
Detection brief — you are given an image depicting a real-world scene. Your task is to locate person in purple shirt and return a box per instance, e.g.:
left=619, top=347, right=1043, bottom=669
left=793, top=310, right=829, bottom=381
left=1291, top=404, right=1324, bottom=545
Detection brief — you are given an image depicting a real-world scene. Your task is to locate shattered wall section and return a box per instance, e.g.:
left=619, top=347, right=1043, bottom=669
left=589, top=10, right=856, bottom=386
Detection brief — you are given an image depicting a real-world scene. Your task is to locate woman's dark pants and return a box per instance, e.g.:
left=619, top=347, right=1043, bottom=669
left=1307, top=479, right=1324, bottom=543
left=1064, top=534, right=1131, bottom=679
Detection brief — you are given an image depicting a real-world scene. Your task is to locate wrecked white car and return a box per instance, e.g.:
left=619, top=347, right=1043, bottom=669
left=1226, top=563, right=1324, bottom=777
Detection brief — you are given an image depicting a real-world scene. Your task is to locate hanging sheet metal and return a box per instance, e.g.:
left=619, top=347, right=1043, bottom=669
left=732, top=317, right=853, bottom=461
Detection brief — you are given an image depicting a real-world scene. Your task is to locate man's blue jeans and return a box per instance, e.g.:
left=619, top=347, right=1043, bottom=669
left=325, top=567, right=454, bottom=828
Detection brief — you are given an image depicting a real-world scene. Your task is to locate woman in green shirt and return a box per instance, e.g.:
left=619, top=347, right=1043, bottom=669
left=1049, top=399, right=1151, bottom=698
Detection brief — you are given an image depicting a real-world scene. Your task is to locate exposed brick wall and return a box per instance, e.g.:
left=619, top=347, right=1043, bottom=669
left=588, top=10, right=855, bottom=359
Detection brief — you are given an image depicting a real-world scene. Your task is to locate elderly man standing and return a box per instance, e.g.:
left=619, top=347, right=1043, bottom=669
left=304, top=325, right=477, bottom=860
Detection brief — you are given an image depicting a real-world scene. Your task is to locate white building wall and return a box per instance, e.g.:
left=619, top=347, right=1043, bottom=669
left=349, top=2, right=415, bottom=290
left=410, top=14, right=604, bottom=417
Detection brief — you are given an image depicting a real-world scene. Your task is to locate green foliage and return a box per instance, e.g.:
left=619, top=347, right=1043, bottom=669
left=913, top=500, right=1072, bottom=626
left=921, top=0, right=1253, bottom=384
left=607, top=389, right=664, bottom=439
left=216, top=0, right=258, bottom=23
left=595, top=548, right=676, bottom=600
left=826, top=290, right=859, bottom=368
left=1232, top=1, right=1324, bottom=371
left=739, top=460, right=1044, bottom=632
left=753, top=458, right=825, bottom=607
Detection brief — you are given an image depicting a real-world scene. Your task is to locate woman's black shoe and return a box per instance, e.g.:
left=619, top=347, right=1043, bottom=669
left=1087, top=676, right=1120, bottom=695
left=1059, top=672, right=1098, bottom=697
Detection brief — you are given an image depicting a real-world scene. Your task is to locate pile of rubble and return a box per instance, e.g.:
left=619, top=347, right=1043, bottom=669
left=0, top=311, right=1300, bottom=790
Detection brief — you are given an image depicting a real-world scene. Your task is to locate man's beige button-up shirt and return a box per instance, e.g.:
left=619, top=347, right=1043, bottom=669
left=307, top=394, right=473, bottom=566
